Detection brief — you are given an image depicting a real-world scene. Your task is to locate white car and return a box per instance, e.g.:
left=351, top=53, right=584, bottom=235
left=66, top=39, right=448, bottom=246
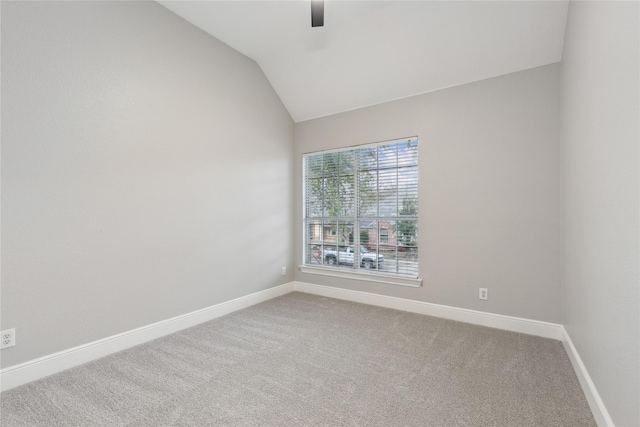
left=323, top=246, right=384, bottom=269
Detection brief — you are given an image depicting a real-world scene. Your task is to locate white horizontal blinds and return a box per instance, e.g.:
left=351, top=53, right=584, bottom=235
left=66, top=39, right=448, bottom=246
left=304, top=151, right=356, bottom=270
left=357, top=138, right=418, bottom=277
left=304, top=137, right=418, bottom=278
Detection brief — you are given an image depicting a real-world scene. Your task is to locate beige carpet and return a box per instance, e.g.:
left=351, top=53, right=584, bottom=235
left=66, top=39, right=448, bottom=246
left=1, top=292, right=595, bottom=426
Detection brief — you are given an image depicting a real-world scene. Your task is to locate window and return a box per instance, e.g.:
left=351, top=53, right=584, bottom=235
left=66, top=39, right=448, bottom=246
left=303, top=137, right=419, bottom=281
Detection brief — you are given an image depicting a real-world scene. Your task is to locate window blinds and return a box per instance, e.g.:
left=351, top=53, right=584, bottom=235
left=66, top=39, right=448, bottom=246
left=303, top=137, right=418, bottom=278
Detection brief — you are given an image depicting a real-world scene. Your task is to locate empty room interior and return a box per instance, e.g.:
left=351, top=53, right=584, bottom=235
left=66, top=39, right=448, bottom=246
left=1, top=1, right=638, bottom=426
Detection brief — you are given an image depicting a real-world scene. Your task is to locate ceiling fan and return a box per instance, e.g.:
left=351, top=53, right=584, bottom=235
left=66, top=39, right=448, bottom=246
left=311, top=0, right=324, bottom=27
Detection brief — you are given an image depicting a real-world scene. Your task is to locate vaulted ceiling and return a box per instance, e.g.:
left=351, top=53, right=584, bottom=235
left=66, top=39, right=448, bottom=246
left=158, top=1, right=569, bottom=122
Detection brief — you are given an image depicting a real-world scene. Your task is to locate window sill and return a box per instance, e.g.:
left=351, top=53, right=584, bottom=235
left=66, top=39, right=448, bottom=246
left=298, top=265, right=422, bottom=288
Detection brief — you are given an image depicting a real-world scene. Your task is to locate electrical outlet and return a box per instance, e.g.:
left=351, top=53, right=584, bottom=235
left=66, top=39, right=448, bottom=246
left=479, top=288, right=488, bottom=300
left=281, top=266, right=286, bottom=276
left=1, top=329, right=15, bottom=349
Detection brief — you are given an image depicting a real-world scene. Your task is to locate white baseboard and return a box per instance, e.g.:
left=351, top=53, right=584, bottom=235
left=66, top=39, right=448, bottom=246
left=562, top=327, right=614, bottom=427
left=0, top=282, right=295, bottom=392
left=292, top=281, right=564, bottom=340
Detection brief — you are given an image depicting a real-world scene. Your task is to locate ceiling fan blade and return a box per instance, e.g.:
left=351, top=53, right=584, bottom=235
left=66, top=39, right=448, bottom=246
left=311, top=0, right=324, bottom=27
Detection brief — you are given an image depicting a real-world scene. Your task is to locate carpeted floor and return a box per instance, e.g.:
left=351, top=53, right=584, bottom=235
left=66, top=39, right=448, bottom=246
left=1, top=292, right=595, bottom=426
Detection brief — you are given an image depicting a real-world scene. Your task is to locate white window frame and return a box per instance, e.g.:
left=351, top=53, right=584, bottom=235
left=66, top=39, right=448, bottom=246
left=299, top=137, right=422, bottom=288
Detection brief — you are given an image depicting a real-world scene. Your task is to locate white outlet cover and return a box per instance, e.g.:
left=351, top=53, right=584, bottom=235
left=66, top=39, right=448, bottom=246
left=0, top=328, right=16, bottom=349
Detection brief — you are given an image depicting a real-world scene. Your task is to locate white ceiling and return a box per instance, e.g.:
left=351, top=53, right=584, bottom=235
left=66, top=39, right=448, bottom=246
left=158, top=1, right=569, bottom=122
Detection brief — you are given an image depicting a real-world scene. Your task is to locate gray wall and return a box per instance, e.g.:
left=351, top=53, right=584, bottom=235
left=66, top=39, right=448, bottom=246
left=294, top=64, right=562, bottom=323
left=561, top=2, right=639, bottom=426
left=1, top=1, right=294, bottom=368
